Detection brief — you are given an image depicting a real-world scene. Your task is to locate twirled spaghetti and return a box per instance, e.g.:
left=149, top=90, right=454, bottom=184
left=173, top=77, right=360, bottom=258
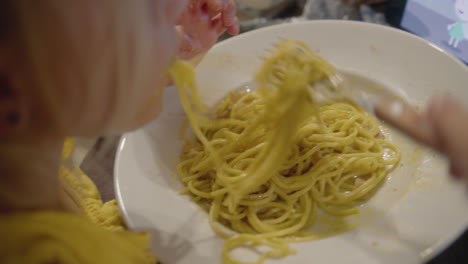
left=168, top=40, right=400, bottom=264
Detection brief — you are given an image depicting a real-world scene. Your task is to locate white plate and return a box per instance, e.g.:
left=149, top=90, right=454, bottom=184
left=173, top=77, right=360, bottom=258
left=115, top=21, right=468, bottom=264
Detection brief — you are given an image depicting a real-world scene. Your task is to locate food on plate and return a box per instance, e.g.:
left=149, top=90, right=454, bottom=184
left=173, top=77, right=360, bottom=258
left=168, top=40, right=400, bottom=264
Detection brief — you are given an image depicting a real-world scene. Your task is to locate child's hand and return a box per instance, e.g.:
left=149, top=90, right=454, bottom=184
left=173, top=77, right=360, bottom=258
left=177, top=0, right=239, bottom=60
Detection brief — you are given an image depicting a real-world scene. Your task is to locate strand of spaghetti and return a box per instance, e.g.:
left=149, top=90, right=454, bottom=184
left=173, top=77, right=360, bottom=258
left=170, top=40, right=401, bottom=264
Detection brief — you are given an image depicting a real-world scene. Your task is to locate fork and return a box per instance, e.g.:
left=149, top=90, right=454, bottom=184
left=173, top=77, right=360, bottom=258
left=314, top=71, right=438, bottom=149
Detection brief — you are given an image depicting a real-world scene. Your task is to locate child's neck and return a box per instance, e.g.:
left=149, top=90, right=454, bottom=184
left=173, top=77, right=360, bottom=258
left=0, top=137, right=67, bottom=213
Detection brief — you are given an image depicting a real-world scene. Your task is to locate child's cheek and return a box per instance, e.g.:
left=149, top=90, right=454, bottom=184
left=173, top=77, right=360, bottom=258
left=129, top=87, right=165, bottom=131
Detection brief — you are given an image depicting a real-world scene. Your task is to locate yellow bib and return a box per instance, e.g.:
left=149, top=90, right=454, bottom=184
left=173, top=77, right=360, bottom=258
left=0, top=211, right=154, bottom=264
left=0, top=138, right=156, bottom=264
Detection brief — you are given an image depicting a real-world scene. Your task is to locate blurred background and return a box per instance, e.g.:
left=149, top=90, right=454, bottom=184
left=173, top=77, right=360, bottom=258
left=227, top=0, right=387, bottom=36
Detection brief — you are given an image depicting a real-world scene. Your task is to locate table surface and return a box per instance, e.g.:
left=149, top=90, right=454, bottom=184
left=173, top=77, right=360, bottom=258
left=80, top=1, right=468, bottom=263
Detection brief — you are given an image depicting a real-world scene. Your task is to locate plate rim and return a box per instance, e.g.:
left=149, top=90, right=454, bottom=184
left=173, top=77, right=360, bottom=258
left=114, top=20, right=468, bottom=263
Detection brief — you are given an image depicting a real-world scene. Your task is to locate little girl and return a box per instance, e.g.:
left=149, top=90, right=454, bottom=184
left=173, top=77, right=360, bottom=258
left=0, top=0, right=238, bottom=263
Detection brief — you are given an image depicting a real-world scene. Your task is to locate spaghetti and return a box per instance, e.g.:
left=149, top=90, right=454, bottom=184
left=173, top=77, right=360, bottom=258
left=168, top=40, right=400, bottom=264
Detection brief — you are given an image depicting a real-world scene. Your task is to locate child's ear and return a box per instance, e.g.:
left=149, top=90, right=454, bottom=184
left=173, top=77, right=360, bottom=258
left=0, top=73, right=25, bottom=139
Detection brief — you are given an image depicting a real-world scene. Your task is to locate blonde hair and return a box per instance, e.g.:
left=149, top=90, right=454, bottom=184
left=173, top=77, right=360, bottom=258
left=9, top=0, right=169, bottom=135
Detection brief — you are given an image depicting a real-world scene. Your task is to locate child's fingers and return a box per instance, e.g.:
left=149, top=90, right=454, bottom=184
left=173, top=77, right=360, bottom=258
left=205, top=0, right=224, bottom=17
left=221, top=0, right=236, bottom=27
left=227, top=16, right=240, bottom=35
left=213, top=16, right=226, bottom=35
left=176, top=0, right=239, bottom=60
left=179, top=19, right=219, bottom=59
left=205, top=0, right=239, bottom=34
left=222, top=0, right=239, bottom=34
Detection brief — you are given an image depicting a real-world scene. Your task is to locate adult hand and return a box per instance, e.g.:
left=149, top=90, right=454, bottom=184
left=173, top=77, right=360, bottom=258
left=423, top=94, right=468, bottom=178
left=376, top=94, right=468, bottom=179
